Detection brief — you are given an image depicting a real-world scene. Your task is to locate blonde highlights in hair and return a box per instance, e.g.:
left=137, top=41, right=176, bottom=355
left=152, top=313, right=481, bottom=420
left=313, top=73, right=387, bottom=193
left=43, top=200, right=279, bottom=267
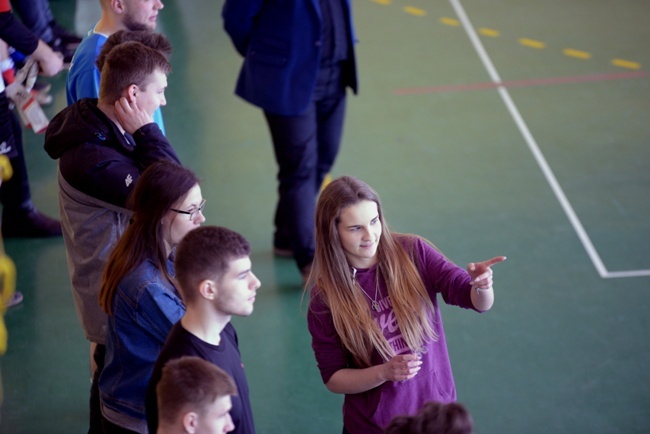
left=309, top=176, right=438, bottom=367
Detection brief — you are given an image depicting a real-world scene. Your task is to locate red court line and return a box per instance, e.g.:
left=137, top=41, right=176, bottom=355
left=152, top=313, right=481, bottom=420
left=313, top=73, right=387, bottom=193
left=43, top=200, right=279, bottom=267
left=393, top=70, right=649, bottom=95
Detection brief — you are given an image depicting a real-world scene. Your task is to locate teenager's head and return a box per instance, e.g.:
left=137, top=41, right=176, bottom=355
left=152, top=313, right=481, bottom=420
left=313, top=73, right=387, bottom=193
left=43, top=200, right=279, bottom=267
left=99, top=161, right=204, bottom=314
left=315, top=176, right=394, bottom=272
left=385, top=401, right=474, bottom=434
left=175, top=226, right=260, bottom=316
left=101, top=0, right=164, bottom=31
left=96, top=29, right=172, bottom=73
left=157, top=356, right=237, bottom=434
left=98, top=40, right=171, bottom=112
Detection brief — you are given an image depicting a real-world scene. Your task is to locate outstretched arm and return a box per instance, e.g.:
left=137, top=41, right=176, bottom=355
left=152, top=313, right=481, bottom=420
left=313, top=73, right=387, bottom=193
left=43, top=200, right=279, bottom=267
left=468, top=256, right=506, bottom=312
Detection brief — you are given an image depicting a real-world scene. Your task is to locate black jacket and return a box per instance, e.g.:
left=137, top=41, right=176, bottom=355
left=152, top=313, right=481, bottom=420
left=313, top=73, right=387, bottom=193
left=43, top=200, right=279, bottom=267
left=44, top=98, right=180, bottom=207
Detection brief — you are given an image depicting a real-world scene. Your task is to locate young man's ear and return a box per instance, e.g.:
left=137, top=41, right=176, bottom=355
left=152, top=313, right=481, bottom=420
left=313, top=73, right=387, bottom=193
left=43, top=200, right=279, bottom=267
left=198, top=279, right=217, bottom=300
left=122, top=84, right=137, bottom=103
left=111, top=0, right=125, bottom=14
left=182, top=411, right=199, bottom=433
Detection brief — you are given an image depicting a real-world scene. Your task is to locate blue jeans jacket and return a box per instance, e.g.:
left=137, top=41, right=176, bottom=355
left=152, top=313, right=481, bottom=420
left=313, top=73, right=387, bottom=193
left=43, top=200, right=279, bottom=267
left=99, top=258, right=185, bottom=432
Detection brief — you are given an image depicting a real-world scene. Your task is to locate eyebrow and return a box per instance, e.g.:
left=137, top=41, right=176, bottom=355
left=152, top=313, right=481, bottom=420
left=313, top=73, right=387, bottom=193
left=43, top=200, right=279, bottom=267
left=344, top=214, right=379, bottom=228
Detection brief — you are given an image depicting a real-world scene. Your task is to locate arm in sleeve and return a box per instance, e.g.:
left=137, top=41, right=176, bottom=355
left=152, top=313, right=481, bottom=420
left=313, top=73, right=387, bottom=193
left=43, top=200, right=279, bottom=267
left=414, top=237, right=477, bottom=310
left=68, top=65, right=101, bottom=104
left=137, top=282, right=185, bottom=344
left=222, top=0, right=264, bottom=56
left=0, top=11, right=39, bottom=55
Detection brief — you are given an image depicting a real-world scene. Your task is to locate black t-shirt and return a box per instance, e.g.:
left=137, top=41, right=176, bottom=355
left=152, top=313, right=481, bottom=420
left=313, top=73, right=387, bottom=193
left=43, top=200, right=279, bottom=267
left=146, top=321, right=256, bottom=434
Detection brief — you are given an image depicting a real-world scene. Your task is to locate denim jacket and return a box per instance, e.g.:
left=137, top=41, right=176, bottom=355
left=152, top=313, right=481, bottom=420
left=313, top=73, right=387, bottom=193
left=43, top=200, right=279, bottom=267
left=99, top=258, right=185, bottom=432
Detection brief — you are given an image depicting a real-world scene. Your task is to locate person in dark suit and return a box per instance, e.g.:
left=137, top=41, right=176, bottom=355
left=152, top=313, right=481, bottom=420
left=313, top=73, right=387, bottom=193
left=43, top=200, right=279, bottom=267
left=222, top=0, right=358, bottom=282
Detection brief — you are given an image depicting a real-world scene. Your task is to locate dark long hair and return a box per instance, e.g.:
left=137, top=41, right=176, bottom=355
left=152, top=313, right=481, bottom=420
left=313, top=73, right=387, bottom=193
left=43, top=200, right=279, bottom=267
left=98, top=161, right=199, bottom=315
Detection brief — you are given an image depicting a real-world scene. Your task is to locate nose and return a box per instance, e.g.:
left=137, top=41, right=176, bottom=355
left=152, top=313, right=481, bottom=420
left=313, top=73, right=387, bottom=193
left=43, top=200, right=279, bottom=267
left=195, top=210, right=206, bottom=224
left=250, top=272, right=261, bottom=290
left=160, top=93, right=167, bottom=107
left=224, top=413, right=235, bottom=432
left=155, top=0, right=164, bottom=10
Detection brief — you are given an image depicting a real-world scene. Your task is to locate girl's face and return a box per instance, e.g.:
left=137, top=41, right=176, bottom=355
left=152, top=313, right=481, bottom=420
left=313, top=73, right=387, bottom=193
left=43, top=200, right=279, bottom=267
left=337, top=200, right=382, bottom=269
left=162, top=184, right=205, bottom=254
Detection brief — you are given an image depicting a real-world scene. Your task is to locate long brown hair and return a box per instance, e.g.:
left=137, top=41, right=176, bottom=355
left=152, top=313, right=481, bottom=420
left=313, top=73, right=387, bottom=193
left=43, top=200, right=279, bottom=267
left=98, top=161, right=199, bottom=315
left=309, top=176, right=438, bottom=367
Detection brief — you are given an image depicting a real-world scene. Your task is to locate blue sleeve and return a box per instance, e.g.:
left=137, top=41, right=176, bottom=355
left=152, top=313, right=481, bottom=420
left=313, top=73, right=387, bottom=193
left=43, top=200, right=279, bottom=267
left=137, top=282, right=185, bottom=344
left=222, top=0, right=265, bottom=56
left=152, top=107, right=165, bottom=136
left=66, top=32, right=104, bottom=104
left=66, top=65, right=101, bottom=105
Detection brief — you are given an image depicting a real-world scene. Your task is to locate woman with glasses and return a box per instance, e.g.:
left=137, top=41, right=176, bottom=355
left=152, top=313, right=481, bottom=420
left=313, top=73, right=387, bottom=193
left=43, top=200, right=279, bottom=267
left=97, top=160, right=206, bottom=433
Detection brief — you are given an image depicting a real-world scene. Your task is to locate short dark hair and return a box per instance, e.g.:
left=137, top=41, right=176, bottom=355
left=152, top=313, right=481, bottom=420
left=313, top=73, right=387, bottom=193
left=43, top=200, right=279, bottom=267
left=174, top=226, right=251, bottom=304
left=384, top=401, right=474, bottom=434
left=98, top=40, right=171, bottom=103
left=157, top=356, right=237, bottom=426
left=96, top=30, right=172, bottom=72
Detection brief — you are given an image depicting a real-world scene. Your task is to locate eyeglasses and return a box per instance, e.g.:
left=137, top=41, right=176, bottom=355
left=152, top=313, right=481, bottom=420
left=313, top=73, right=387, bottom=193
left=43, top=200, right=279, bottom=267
left=170, top=198, right=206, bottom=221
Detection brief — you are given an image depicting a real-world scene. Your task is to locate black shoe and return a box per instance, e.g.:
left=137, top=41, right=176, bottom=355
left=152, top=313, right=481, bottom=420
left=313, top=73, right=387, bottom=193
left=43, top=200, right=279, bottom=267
left=49, top=21, right=82, bottom=50
left=2, top=207, right=62, bottom=238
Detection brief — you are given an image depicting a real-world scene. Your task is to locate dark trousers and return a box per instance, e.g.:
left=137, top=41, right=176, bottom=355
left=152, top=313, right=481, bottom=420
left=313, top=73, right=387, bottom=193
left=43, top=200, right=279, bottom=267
left=264, top=63, right=348, bottom=269
left=89, top=343, right=106, bottom=434
left=101, top=417, right=138, bottom=434
left=0, top=92, right=31, bottom=210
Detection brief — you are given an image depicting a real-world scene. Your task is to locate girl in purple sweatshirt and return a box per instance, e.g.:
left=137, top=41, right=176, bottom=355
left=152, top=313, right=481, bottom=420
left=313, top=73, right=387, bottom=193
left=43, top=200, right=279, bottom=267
left=306, top=176, right=505, bottom=434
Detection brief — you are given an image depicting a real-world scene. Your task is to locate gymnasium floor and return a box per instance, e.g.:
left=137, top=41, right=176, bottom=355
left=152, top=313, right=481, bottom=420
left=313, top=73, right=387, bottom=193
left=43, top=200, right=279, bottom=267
left=1, top=0, right=649, bottom=432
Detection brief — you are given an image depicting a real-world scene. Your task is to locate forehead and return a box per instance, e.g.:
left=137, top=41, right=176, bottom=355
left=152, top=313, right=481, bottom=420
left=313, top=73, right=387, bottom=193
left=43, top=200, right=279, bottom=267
left=223, top=256, right=251, bottom=276
left=142, top=69, right=167, bottom=90
left=339, top=200, right=378, bottom=224
left=206, top=395, right=232, bottom=415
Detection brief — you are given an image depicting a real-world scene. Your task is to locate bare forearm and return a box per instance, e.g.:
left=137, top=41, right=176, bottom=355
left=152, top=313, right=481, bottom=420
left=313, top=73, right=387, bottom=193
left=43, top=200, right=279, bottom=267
left=326, top=365, right=387, bottom=394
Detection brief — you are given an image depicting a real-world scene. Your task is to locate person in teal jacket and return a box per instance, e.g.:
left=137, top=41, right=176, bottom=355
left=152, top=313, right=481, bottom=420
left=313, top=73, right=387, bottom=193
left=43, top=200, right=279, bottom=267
left=222, top=0, right=358, bottom=282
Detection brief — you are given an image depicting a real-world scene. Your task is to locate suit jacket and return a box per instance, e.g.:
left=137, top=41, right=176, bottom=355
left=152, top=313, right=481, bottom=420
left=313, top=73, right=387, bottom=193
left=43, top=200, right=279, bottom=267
left=222, top=0, right=358, bottom=116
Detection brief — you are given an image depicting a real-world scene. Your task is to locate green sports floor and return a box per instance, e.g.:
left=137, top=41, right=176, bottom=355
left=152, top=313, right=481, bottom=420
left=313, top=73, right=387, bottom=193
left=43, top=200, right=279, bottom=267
left=2, top=0, right=649, bottom=432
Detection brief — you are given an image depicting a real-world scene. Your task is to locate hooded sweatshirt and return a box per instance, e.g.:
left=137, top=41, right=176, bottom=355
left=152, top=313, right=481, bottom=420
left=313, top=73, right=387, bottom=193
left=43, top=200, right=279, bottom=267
left=44, top=98, right=179, bottom=343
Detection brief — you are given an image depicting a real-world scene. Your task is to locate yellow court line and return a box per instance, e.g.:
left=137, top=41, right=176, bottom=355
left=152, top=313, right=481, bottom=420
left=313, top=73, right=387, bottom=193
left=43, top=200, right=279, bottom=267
left=366, top=0, right=642, bottom=70
left=404, top=6, right=427, bottom=16
left=611, top=58, right=641, bottom=70
left=519, top=38, right=546, bottom=49
left=563, top=48, right=591, bottom=60
left=439, top=17, right=460, bottom=26
left=478, top=28, right=500, bottom=37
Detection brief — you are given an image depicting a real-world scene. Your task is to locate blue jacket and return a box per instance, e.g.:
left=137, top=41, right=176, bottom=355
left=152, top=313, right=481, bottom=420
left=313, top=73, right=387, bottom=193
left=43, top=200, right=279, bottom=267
left=99, top=258, right=185, bottom=432
left=222, top=0, right=358, bottom=116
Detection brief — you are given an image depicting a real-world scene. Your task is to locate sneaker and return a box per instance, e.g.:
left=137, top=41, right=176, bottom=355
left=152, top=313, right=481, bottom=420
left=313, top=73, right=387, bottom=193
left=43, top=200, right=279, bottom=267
left=2, top=207, right=62, bottom=238
left=5, top=291, right=23, bottom=308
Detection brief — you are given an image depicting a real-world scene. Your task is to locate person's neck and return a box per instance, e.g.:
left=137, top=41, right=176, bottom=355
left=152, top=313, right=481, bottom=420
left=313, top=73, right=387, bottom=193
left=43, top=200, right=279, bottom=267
left=93, top=15, right=127, bottom=36
left=96, top=100, right=125, bottom=134
left=180, top=306, right=231, bottom=346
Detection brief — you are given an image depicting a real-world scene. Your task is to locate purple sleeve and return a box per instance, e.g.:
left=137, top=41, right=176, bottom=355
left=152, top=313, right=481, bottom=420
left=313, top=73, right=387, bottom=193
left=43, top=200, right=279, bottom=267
left=307, top=291, right=352, bottom=384
left=412, top=237, right=477, bottom=310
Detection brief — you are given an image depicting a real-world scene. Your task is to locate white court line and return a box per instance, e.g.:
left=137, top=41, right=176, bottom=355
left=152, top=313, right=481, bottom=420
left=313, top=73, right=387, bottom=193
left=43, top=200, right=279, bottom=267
left=449, top=0, right=650, bottom=279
